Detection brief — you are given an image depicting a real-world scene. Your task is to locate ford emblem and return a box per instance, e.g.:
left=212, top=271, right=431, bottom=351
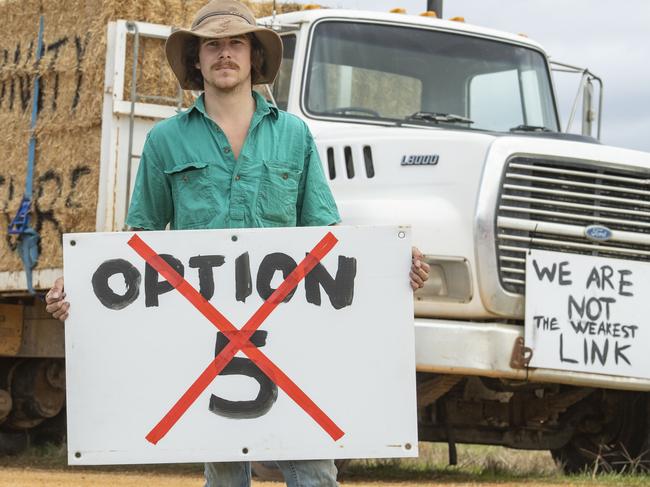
left=585, top=225, right=613, bottom=242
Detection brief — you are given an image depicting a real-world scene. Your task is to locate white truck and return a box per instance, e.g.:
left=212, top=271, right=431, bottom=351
left=2, top=6, right=650, bottom=473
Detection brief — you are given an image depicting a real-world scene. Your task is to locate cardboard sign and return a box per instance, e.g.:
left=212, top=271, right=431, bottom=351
left=525, top=249, right=649, bottom=378
left=63, top=225, right=417, bottom=465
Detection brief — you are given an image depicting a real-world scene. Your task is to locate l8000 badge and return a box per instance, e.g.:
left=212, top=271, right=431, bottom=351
left=401, top=154, right=439, bottom=166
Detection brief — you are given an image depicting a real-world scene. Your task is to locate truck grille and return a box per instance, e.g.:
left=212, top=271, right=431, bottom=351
left=496, top=156, right=650, bottom=294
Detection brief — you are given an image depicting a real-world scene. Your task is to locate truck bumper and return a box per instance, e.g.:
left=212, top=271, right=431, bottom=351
left=414, top=319, right=650, bottom=392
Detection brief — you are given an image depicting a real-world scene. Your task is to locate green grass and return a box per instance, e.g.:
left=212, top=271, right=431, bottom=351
left=0, top=441, right=68, bottom=469
left=344, top=443, right=650, bottom=485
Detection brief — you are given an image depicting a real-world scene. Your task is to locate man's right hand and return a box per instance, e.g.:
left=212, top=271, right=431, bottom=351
left=45, top=277, right=69, bottom=321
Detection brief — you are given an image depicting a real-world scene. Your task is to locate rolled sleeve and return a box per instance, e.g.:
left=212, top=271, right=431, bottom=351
left=297, top=131, right=341, bottom=227
left=125, top=134, right=173, bottom=230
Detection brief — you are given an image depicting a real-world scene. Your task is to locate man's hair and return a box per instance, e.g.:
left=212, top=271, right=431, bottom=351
left=183, top=34, right=265, bottom=88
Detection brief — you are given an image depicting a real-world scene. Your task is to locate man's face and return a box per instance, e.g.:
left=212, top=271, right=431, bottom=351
left=197, top=35, right=252, bottom=92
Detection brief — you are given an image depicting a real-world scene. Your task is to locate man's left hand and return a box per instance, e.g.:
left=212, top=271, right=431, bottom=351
left=410, top=247, right=430, bottom=291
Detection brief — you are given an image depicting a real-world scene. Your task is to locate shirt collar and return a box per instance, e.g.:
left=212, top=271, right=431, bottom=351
left=188, top=91, right=279, bottom=120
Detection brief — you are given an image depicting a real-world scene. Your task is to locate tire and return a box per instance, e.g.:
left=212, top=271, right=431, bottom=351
left=551, top=391, right=648, bottom=474
left=251, top=459, right=350, bottom=481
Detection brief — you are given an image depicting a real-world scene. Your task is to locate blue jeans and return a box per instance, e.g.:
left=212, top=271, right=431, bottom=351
left=204, top=460, right=338, bottom=487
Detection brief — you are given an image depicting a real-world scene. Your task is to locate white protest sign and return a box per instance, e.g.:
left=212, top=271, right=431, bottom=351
left=525, top=249, right=648, bottom=378
left=63, top=225, right=417, bottom=465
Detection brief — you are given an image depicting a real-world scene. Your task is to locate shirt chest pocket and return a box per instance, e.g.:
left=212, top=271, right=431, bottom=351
left=164, top=162, right=219, bottom=228
left=257, top=161, right=302, bottom=225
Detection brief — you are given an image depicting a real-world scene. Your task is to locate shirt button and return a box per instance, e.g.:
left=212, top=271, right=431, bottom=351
left=282, top=173, right=289, bottom=180
left=224, top=147, right=232, bottom=154
left=234, top=175, right=241, bottom=181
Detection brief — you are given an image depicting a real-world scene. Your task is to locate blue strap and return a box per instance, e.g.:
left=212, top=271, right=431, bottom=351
left=8, top=15, right=44, bottom=293
left=25, top=15, right=44, bottom=199
left=8, top=15, right=44, bottom=234
left=17, top=228, right=40, bottom=294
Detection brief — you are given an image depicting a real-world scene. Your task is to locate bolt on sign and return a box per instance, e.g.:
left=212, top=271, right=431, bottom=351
left=63, top=225, right=417, bottom=465
left=525, top=249, right=650, bottom=379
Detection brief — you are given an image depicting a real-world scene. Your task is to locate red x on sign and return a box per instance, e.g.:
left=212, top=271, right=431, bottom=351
left=127, top=232, right=345, bottom=445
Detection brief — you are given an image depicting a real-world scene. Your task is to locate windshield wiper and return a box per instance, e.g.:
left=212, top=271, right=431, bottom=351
left=406, top=111, right=474, bottom=124
left=510, top=124, right=553, bottom=133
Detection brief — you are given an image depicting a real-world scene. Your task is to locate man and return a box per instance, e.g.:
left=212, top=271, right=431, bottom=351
left=46, top=1, right=430, bottom=485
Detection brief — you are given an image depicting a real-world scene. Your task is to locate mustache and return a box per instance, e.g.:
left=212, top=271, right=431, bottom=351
left=211, top=60, right=240, bottom=70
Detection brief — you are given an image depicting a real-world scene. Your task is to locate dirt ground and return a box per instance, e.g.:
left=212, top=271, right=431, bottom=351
left=0, top=468, right=583, bottom=487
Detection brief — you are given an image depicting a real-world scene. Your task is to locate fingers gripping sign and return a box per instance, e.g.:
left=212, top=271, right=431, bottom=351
left=45, top=276, right=70, bottom=321
left=410, top=247, right=430, bottom=291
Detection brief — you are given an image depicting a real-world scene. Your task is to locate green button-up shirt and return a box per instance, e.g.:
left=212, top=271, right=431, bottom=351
left=126, top=92, right=340, bottom=230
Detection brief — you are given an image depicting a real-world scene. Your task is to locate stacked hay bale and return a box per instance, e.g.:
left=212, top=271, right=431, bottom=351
left=0, top=0, right=300, bottom=280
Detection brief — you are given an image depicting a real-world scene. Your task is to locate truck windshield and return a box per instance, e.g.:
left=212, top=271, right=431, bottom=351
left=304, top=21, right=559, bottom=132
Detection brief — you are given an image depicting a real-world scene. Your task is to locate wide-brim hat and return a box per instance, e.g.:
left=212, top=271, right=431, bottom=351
left=165, top=0, right=283, bottom=90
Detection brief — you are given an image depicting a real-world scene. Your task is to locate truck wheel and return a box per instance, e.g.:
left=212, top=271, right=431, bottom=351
left=251, top=459, right=350, bottom=481
left=551, top=391, right=648, bottom=474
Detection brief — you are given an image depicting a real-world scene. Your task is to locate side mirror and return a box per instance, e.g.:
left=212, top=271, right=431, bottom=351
left=582, top=78, right=595, bottom=137
left=550, top=61, right=603, bottom=140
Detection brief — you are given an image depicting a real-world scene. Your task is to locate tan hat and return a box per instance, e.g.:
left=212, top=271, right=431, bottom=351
left=165, top=0, right=283, bottom=90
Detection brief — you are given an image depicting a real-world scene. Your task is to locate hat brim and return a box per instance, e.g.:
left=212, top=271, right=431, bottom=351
left=165, top=19, right=283, bottom=91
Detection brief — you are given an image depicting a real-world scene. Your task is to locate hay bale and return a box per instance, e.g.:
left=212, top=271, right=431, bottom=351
left=0, top=0, right=302, bottom=274
left=1, top=0, right=107, bottom=273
